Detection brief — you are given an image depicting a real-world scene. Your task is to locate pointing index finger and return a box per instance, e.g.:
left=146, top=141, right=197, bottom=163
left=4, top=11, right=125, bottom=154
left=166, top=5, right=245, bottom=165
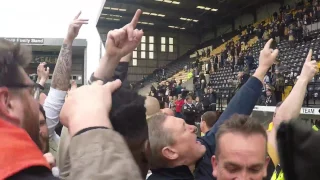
left=74, top=11, right=82, bottom=20
left=306, top=49, right=313, bottom=62
left=264, top=39, right=273, bottom=50
left=130, top=9, right=142, bottom=28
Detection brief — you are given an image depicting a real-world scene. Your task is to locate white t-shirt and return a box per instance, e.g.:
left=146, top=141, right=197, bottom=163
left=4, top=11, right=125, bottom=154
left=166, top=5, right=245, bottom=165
left=43, top=87, right=67, bottom=158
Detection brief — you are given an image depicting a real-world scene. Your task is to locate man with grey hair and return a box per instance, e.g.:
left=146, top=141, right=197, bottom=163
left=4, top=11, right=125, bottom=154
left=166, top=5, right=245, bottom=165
left=147, top=39, right=279, bottom=180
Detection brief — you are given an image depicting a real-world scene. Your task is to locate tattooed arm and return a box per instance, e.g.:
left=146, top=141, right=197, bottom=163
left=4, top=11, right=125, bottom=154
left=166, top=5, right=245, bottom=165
left=51, top=12, right=88, bottom=90
left=43, top=12, right=88, bottom=146
left=51, top=43, right=72, bottom=91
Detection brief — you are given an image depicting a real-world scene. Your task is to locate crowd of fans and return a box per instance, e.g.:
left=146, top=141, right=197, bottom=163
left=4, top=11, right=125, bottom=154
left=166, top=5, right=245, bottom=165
left=3, top=2, right=320, bottom=180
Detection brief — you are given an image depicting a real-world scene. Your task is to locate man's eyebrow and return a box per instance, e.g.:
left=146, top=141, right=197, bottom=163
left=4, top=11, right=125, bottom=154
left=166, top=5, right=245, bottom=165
left=249, top=163, right=264, bottom=168
left=224, top=162, right=240, bottom=166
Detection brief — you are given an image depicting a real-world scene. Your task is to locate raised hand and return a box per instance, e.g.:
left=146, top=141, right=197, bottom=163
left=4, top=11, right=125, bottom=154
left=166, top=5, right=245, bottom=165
left=37, top=62, right=50, bottom=85
left=66, top=12, right=89, bottom=42
left=123, top=9, right=142, bottom=41
left=106, top=9, right=143, bottom=59
left=300, top=49, right=318, bottom=82
left=258, top=39, right=279, bottom=70
left=70, top=80, right=78, bottom=91
left=60, top=80, right=122, bottom=136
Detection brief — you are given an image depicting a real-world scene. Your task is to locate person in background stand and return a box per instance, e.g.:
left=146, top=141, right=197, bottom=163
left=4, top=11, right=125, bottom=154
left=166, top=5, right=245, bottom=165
left=182, top=95, right=197, bottom=125
left=168, top=96, right=176, bottom=113
left=195, top=96, right=204, bottom=123
left=272, top=68, right=285, bottom=103
left=209, top=88, right=217, bottom=111
left=265, top=88, right=277, bottom=106
left=175, top=94, right=184, bottom=118
left=202, top=88, right=211, bottom=112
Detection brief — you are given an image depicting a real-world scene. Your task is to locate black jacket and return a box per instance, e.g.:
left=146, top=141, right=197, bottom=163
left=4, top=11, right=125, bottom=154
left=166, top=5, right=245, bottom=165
left=8, top=166, right=57, bottom=180
left=148, top=166, right=194, bottom=180
left=182, top=104, right=197, bottom=125
left=202, top=94, right=210, bottom=107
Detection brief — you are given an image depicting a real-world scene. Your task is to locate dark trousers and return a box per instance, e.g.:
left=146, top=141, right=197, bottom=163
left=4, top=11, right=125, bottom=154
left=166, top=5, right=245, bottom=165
left=175, top=112, right=183, bottom=118
left=274, top=90, right=283, bottom=103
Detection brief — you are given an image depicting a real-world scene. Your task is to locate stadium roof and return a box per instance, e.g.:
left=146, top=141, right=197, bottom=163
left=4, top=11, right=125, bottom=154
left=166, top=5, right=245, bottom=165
left=97, top=0, right=279, bottom=34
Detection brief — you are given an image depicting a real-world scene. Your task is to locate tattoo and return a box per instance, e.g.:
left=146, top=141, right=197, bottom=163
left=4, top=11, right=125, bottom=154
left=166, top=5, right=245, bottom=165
left=51, top=44, right=72, bottom=90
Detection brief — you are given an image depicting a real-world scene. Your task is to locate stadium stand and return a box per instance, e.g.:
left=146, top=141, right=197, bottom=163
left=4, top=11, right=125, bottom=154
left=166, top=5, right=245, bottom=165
left=146, top=1, right=320, bottom=113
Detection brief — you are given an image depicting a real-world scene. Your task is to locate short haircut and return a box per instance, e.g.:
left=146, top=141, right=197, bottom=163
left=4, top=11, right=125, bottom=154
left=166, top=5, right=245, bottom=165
left=186, top=95, right=193, bottom=101
left=110, top=87, right=148, bottom=175
left=110, top=87, right=147, bottom=142
left=147, top=113, right=174, bottom=168
left=215, top=114, right=267, bottom=156
left=0, top=39, right=31, bottom=86
left=201, top=111, right=218, bottom=128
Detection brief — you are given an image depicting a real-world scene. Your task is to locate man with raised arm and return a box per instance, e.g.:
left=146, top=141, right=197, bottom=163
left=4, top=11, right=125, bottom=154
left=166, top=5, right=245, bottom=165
left=57, top=9, right=150, bottom=179
left=147, top=39, right=279, bottom=180
left=43, top=12, right=88, bottom=159
left=268, top=49, right=318, bottom=180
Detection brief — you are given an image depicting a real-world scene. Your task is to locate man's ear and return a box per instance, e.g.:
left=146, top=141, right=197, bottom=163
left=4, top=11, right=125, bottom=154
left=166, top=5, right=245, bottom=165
left=0, top=88, right=10, bottom=113
left=0, top=88, right=19, bottom=125
left=263, top=156, right=270, bottom=177
left=212, top=155, right=218, bottom=177
left=162, top=146, right=178, bottom=160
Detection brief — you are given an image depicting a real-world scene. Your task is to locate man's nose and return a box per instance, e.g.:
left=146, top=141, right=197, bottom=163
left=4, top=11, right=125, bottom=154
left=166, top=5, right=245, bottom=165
left=235, top=171, right=249, bottom=180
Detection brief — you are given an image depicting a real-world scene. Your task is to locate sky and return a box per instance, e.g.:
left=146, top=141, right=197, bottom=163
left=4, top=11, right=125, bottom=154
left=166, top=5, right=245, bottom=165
left=0, top=0, right=106, bottom=82
left=0, top=0, right=104, bottom=38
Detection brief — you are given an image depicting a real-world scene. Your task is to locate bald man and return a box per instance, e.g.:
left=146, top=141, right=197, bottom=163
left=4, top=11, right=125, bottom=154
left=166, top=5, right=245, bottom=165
left=146, top=96, right=161, bottom=119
